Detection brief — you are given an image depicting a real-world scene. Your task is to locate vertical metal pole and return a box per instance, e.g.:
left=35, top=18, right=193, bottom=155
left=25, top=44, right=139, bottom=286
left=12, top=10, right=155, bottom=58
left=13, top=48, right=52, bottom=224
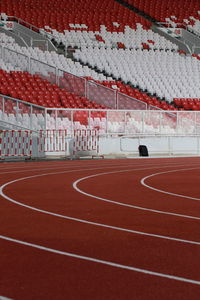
left=16, top=100, right=19, bottom=124
left=85, top=78, right=88, bottom=98
left=106, top=110, right=108, bottom=134
left=168, top=136, right=171, bottom=156
left=142, top=111, right=144, bottom=133
left=28, top=56, right=31, bottom=73
left=124, top=110, right=127, bottom=134
left=30, top=105, right=33, bottom=130
left=71, top=110, right=74, bottom=135
left=176, top=111, right=179, bottom=134
left=159, top=111, right=162, bottom=134
left=2, top=46, right=4, bottom=61
left=2, top=96, right=5, bottom=119
left=88, top=110, right=91, bottom=128
left=44, top=108, right=47, bottom=130
left=56, top=68, right=59, bottom=86
left=115, top=90, right=118, bottom=109
left=55, top=109, right=58, bottom=131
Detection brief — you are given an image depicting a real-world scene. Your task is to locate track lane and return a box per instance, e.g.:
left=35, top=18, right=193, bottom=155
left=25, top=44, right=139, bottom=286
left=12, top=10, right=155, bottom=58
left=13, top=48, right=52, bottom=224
left=1, top=158, right=200, bottom=299
left=1, top=238, right=200, bottom=300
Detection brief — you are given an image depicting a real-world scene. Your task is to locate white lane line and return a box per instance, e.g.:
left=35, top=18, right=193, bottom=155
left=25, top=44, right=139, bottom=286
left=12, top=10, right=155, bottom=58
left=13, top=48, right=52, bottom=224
left=141, top=167, right=200, bottom=201
left=0, top=162, right=126, bottom=175
left=1, top=163, right=200, bottom=222
left=1, top=167, right=200, bottom=245
left=73, top=168, right=200, bottom=220
left=1, top=234, right=200, bottom=286
left=1, top=160, right=198, bottom=175
left=0, top=161, right=151, bottom=175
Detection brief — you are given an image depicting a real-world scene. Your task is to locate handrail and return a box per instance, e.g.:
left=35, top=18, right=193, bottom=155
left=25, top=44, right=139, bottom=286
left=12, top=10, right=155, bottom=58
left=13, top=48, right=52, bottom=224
left=156, top=21, right=200, bottom=39
left=5, top=15, right=58, bottom=41
left=1, top=15, right=57, bottom=51
left=0, top=25, right=195, bottom=110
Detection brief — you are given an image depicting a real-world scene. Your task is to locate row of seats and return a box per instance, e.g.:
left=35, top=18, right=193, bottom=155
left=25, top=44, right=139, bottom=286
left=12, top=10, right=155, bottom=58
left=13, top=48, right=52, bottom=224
left=0, top=69, right=106, bottom=109
left=51, top=24, right=178, bottom=50
left=1, top=0, right=200, bottom=102
left=126, top=0, right=200, bottom=26
left=74, top=47, right=200, bottom=102
left=174, top=98, right=200, bottom=111
left=0, top=35, right=179, bottom=111
left=0, top=33, right=110, bottom=81
left=0, top=0, right=151, bottom=32
left=2, top=27, right=200, bottom=112
left=2, top=41, right=199, bottom=111
left=126, top=0, right=200, bottom=36
left=1, top=18, right=200, bottom=112
left=92, top=80, right=178, bottom=111
left=187, top=16, right=200, bottom=35
left=0, top=32, right=15, bottom=46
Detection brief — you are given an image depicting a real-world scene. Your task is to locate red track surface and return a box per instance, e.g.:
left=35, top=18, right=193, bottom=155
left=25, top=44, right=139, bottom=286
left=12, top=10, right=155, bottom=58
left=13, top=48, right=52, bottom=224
left=1, top=157, right=200, bottom=299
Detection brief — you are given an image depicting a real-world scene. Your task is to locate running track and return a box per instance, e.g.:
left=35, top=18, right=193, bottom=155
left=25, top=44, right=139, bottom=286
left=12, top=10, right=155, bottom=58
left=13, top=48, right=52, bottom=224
left=0, top=157, right=200, bottom=299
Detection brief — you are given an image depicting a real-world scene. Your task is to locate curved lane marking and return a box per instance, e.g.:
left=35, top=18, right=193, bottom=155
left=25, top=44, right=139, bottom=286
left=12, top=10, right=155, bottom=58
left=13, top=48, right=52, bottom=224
left=1, top=234, right=200, bottom=286
left=1, top=165, right=200, bottom=284
left=1, top=160, right=198, bottom=175
left=0, top=161, right=137, bottom=175
left=73, top=167, right=200, bottom=220
left=141, top=167, right=200, bottom=201
left=1, top=167, right=200, bottom=245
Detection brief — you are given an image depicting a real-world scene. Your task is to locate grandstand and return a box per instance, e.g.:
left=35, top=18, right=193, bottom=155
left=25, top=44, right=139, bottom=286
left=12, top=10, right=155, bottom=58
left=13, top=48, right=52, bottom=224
left=1, top=0, right=200, bottom=159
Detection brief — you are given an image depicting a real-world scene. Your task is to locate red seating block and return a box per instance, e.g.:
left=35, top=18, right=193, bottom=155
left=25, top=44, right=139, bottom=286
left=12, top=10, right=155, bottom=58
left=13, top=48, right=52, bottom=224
left=0, top=69, right=106, bottom=110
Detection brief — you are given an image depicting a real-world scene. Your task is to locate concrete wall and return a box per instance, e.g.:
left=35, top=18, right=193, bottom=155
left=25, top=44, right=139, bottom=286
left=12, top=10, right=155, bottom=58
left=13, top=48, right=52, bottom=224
left=100, top=135, right=200, bottom=157
left=40, top=135, right=200, bottom=158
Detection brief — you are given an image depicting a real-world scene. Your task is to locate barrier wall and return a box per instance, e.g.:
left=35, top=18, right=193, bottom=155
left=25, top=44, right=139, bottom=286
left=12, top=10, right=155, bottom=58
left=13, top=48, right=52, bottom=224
left=73, top=129, right=99, bottom=157
left=1, top=128, right=200, bottom=159
left=2, top=94, right=200, bottom=136
left=101, top=135, right=200, bottom=157
left=0, top=129, right=32, bottom=158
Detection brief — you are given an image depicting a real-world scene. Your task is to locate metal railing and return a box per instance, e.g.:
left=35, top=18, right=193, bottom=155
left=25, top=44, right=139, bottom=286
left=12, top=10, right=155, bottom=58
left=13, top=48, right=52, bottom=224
left=156, top=21, right=200, bottom=39
left=1, top=16, right=57, bottom=51
left=0, top=44, right=147, bottom=110
left=5, top=15, right=57, bottom=40
left=1, top=94, right=200, bottom=136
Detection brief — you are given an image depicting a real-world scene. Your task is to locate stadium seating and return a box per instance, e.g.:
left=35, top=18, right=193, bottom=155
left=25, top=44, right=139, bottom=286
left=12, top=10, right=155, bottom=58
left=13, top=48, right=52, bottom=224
left=92, top=80, right=177, bottom=110
left=52, top=24, right=178, bottom=50
left=174, top=98, right=200, bottom=111
left=1, top=0, right=200, bottom=115
left=0, top=32, right=177, bottom=111
left=126, top=0, right=200, bottom=28
left=74, top=47, right=200, bottom=103
left=0, top=0, right=151, bottom=32
left=0, top=68, right=107, bottom=110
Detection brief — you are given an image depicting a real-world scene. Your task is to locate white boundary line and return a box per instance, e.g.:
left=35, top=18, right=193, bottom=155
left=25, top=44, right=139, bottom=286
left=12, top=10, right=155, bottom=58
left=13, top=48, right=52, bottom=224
left=1, top=234, right=200, bottom=286
left=0, top=161, right=134, bottom=175
left=0, top=161, right=162, bottom=175
left=1, top=166, right=200, bottom=245
left=140, top=167, right=200, bottom=202
left=73, top=167, right=200, bottom=220
left=2, top=163, right=200, bottom=223
left=1, top=164, right=200, bottom=284
left=1, top=159, right=199, bottom=175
